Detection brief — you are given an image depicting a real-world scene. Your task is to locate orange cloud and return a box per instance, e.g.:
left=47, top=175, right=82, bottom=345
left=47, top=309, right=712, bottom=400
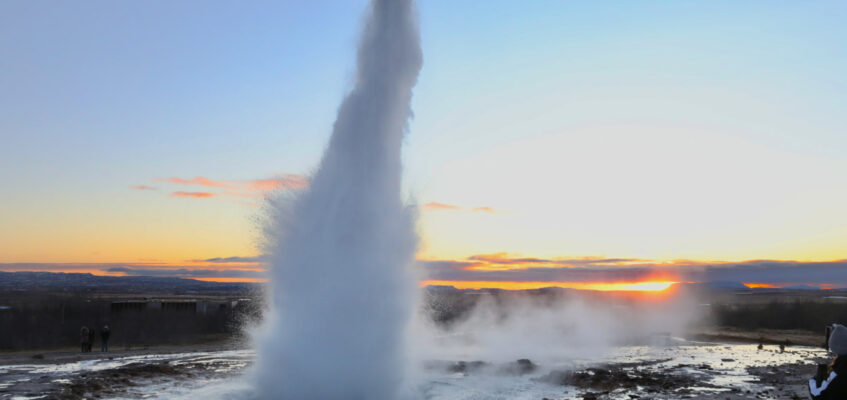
left=421, top=280, right=676, bottom=292
left=743, top=283, right=777, bottom=289
left=6, top=257, right=847, bottom=287
left=422, top=202, right=503, bottom=214
left=145, top=174, right=309, bottom=205
left=420, top=256, right=847, bottom=290
left=247, top=175, right=308, bottom=191
left=423, top=202, right=461, bottom=211
left=171, top=191, right=216, bottom=198
left=131, top=185, right=156, bottom=190
left=159, top=175, right=308, bottom=192
left=463, top=253, right=640, bottom=270
left=160, top=176, right=233, bottom=188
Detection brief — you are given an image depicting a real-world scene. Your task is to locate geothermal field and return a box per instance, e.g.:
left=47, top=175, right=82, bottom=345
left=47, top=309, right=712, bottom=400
left=0, top=334, right=831, bottom=399
left=2, top=0, right=845, bottom=399
left=0, top=281, right=839, bottom=400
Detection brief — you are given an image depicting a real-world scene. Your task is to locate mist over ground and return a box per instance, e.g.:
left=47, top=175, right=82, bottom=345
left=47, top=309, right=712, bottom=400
left=410, top=287, right=701, bottom=365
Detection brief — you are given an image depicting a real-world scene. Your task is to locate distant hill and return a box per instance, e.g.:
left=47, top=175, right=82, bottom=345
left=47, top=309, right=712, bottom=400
left=703, top=281, right=752, bottom=290
left=672, top=281, right=751, bottom=291
left=0, top=271, right=258, bottom=294
left=781, top=284, right=821, bottom=290
left=672, top=281, right=834, bottom=292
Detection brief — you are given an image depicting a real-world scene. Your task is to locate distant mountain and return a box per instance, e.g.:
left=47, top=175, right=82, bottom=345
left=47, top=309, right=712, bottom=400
left=0, top=271, right=257, bottom=293
left=424, top=285, right=459, bottom=291
left=673, top=281, right=751, bottom=291
left=673, top=281, right=831, bottom=292
left=781, top=284, right=821, bottom=290
left=707, top=281, right=754, bottom=290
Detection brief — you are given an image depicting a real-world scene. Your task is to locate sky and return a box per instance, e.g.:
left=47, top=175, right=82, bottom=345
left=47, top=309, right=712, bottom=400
left=1, top=1, right=846, bottom=289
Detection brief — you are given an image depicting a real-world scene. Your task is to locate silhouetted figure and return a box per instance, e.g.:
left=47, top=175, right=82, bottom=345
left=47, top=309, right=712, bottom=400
left=100, top=325, right=110, bottom=352
left=779, top=343, right=785, bottom=353
left=80, top=326, right=89, bottom=353
left=757, top=342, right=763, bottom=351
left=810, top=324, right=847, bottom=399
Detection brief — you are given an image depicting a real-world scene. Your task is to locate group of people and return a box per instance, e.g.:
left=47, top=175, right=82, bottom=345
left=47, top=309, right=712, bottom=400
left=79, top=325, right=110, bottom=353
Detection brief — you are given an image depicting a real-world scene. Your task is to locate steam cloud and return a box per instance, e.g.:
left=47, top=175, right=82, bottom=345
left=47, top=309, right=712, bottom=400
left=254, top=0, right=422, bottom=398
left=412, top=291, right=700, bottom=367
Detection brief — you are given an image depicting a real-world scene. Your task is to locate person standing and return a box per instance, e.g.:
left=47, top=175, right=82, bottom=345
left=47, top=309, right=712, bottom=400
left=100, top=325, right=110, bottom=352
left=80, top=326, right=89, bottom=353
left=810, top=324, right=847, bottom=399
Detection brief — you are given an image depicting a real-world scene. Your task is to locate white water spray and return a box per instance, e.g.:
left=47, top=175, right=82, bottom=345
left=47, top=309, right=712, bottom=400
left=255, top=0, right=422, bottom=398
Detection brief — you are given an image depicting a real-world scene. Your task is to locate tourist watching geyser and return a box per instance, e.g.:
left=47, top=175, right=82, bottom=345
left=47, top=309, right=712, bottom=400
left=809, top=324, right=847, bottom=399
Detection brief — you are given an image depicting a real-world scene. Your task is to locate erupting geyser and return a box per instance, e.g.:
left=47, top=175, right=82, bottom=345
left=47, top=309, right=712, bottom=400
left=255, top=0, right=422, bottom=398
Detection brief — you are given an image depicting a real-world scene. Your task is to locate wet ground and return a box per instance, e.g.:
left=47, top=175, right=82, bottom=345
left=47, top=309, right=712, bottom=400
left=0, top=340, right=827, bottom=399
left=0, top=349, right=253, bottom=400
left=418, top=342, right=826, bottom=399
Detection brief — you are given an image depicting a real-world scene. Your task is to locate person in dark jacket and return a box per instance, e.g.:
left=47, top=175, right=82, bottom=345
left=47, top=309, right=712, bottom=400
left=810, top=324, right=847, bottom=399
left=100, top=325, right=110, bottom=352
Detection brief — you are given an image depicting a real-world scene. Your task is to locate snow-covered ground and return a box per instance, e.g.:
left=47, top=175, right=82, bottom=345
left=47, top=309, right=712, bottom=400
left=0, top=340, right=827, bottom=399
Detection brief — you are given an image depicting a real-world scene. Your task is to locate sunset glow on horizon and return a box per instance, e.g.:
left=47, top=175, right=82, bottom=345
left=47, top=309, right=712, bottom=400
left=193, top=277, right=266, bottom=283
left=3, top=253, right=847, bottom=289
left=743, top=283, right=781, bottom=289
left=421, top=280, right=677, bottom=292
left=2, top=1, right=846, bottom=290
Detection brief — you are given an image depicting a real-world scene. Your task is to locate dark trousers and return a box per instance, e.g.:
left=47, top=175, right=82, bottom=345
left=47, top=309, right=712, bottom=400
left=101, top=340, right=109, bottom=352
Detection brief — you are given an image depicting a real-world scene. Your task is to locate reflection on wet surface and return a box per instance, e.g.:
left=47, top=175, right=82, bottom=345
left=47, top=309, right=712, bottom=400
left=0, top=350, right=254, bottom=400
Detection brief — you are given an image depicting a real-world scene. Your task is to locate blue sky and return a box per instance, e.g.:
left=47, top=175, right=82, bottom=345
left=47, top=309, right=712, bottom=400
left=1, top=1, right=846, bottom=274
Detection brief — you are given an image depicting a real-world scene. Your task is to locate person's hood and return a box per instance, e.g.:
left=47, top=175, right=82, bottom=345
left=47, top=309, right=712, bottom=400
left=830, top=324, right=847, bottom=356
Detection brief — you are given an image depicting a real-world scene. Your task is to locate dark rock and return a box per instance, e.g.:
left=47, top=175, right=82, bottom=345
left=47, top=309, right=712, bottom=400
left=498, top=358, right=538, bottom=375
left=447, top=360, right=487, bottom=375
left=538, top=362, right=714, bottom=395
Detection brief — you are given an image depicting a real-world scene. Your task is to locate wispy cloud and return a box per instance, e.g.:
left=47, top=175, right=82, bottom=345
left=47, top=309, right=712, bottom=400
left=171, top=191, right=216, bottom=198
left=103, top=266, right=264, bottom=279
left=145, top=174, right=309, bottom=202
left=131, top=185, right=156, bottom=190
left=466, top=253, right=639, bottom=267
left=0, top=263, right=266, bottom=282
left=4, top=258, right=847, bottom=288
left=246, top=175, right=308, bottom=191
left=199, top=256, right=266, bottom=263
left=422, top=202, right=504, bottom=214
left=418, top=255, right=847, bottom=288
left=158, top=176, right=233, bottom=188
left=422, top=202, right=462, bottom=211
